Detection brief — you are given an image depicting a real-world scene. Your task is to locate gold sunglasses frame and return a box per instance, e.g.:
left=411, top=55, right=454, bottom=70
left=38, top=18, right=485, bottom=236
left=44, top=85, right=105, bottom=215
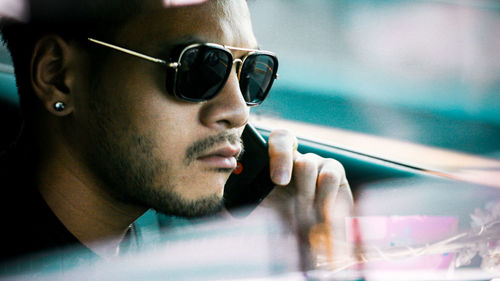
left=87, top=38, right=278, bottom=105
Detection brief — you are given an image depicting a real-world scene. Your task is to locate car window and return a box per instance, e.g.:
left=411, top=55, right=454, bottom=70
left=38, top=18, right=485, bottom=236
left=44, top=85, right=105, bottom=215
left=0, top=2, right=499, bottom=280
left=247, top=0, right=500, bottom=171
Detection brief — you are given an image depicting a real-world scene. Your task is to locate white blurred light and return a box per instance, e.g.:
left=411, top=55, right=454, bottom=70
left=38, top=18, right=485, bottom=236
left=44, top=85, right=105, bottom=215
left=163, top=0, right=208, bottom=8
left=0, top=0, right=27, bottom=21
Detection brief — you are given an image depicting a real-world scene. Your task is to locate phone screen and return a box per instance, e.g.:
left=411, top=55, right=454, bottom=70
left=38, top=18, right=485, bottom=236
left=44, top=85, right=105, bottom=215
left=223, top=123, right=275, bottom=215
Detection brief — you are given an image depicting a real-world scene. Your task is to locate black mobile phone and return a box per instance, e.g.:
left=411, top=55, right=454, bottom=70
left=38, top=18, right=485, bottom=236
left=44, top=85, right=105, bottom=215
left=223, top=123, right=275, bottom=215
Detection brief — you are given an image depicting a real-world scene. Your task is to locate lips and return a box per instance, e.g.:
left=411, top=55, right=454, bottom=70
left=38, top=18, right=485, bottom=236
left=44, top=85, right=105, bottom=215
left=196, top=145, right=241, bottom=169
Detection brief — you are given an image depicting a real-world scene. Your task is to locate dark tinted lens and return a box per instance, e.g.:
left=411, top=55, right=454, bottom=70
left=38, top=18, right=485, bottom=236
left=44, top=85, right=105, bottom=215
left=239, top=54, right=277, bottom=105
left=175, top=45, right=232, bottom=101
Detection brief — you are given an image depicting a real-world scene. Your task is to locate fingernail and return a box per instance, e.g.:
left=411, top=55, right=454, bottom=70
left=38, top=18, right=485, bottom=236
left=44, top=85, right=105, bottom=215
left=272, top=170, right=290, bottom=186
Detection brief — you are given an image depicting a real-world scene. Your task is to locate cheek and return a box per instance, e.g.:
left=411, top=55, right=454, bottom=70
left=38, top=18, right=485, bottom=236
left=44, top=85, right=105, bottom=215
left=105, top=62, right=198, bottom=155
left=142, top=97, right=201, bottom=164
left=89, top=57, right=231, bottom=199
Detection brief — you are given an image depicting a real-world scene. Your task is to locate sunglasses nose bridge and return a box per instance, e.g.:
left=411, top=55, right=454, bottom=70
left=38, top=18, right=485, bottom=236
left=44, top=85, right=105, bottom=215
left=232, top=58, right=243, bottom=79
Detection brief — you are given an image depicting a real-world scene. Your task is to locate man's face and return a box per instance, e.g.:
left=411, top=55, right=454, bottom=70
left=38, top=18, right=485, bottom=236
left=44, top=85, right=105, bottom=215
left=73, top=0, right=257, bottom=216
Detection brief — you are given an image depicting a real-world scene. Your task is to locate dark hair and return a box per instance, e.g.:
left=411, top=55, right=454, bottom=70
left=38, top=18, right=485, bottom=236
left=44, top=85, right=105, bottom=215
left=0, top=0, right=142, bottom=122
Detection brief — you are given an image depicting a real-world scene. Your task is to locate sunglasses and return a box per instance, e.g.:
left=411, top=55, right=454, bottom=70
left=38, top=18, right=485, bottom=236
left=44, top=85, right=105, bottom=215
left=88, top=38, right=279, bottom=106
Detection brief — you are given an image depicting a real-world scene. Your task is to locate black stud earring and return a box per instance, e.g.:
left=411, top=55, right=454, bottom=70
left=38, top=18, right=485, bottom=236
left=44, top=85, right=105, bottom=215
left=53, top=101, right=65, bottom=112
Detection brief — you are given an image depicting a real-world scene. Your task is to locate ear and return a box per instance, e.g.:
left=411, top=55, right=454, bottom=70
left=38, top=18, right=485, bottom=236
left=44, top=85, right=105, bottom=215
left=31, top=35, right=75, bottom=116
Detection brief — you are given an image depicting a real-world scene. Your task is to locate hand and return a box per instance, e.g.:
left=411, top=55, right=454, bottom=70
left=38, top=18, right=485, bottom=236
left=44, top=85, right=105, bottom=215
left=261, top=129, right=354, bottom=270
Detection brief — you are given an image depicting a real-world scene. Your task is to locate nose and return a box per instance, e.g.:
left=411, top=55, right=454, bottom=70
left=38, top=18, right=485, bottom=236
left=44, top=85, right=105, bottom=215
left=198, top=71, right=249, bottom=130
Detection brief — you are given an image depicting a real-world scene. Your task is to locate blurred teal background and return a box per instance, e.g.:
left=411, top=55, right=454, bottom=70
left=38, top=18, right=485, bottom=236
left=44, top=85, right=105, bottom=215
left=248, top=0, right=500, bottom=159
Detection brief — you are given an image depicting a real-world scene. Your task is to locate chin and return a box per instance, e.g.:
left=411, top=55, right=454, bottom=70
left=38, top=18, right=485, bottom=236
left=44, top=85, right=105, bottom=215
left=158, top=192, right=224, bottom=218
left=186, top=181, right=226, bottom=201
left=147, top=171, right=230, bottom=217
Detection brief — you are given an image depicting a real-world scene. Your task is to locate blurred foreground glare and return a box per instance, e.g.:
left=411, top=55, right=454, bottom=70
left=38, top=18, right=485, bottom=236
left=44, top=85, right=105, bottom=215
left=3, top=179, right=499, bottom=280
left=0, top=0, right=26, bottom=21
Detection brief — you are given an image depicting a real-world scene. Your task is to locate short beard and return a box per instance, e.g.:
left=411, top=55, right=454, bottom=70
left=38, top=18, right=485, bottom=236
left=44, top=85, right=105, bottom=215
left=84, top=91, right=231, bottom=218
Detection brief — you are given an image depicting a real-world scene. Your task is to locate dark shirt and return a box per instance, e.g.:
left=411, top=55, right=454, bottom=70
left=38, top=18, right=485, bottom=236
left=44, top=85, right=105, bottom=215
left=0, top=133, right=144, bottom=278
left=0, top=137, right=98, bottom=275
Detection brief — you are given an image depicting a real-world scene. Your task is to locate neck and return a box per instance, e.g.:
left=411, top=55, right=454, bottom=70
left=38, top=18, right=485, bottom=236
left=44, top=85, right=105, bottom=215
left=35, top=134, right=146, bottom=257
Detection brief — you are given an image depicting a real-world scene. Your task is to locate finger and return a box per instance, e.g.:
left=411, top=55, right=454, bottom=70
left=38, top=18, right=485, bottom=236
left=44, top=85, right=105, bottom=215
left=317, top=161, right=353, bottom=246
left=293, top=153, right=321, bottom=225
left=305, top=160, right=352, bottom=269
left=314, top=159, right=349, bottom=220
left=268, top=130, right=297, bottom=186
left=292, top=153, right=325, bottom=270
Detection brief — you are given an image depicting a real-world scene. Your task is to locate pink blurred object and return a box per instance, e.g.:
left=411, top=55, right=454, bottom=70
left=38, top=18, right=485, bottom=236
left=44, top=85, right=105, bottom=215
left=346, top=216, right=459, bottom=270
left=0, top=0, right=28, bottom=21
left=163, top=0, right=208, bottom=7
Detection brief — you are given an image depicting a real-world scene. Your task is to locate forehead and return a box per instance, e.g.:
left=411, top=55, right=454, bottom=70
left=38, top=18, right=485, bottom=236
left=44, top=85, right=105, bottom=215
left=114, top=0, right=258, bottom=51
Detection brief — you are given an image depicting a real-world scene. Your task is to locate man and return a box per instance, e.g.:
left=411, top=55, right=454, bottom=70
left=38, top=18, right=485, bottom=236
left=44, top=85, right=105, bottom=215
left=0, top=0, right=351, bottom=271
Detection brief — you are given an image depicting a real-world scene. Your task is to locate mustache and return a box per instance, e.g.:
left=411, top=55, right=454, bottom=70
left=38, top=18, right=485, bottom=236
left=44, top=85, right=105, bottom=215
left=185, top=130, right=243, bottom=166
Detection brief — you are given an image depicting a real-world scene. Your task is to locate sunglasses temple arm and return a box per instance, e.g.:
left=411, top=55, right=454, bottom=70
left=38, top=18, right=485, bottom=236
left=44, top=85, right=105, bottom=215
left=87, top=38, right=179, bottom=68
